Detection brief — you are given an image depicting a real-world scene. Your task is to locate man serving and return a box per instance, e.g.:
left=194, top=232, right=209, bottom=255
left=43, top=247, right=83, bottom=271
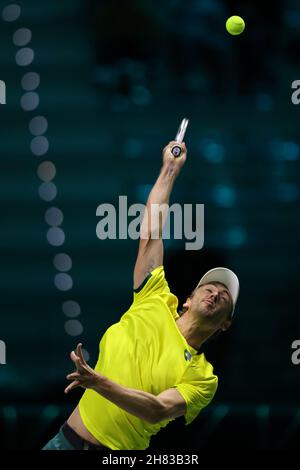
left=42, top=140, right=239, bottom=451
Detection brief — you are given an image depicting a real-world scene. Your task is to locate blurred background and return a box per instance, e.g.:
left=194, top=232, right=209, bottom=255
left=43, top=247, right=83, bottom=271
left=0, top=0, right=299, bottom=451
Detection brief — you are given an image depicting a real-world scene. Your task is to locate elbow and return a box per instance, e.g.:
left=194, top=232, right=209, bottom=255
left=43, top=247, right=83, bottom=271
left=148, top=413, right=160, bottom=425
left=148, top=401, right=165, bottom=425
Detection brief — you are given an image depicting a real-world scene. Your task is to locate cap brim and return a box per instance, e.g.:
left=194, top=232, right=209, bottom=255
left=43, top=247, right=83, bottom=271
left=196, top=267, right=240, bottom=316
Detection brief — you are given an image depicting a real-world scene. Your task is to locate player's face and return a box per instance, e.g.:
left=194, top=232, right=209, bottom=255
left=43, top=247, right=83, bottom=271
left=190, top=282, right=233, bottom=326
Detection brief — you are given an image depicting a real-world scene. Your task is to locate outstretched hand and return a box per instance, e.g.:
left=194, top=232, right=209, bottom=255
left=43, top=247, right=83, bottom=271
left=64, top=343, right=102, bottom=394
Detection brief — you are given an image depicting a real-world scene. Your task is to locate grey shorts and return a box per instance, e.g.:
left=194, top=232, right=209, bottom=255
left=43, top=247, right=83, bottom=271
left=42, top=422, right=108, bottom=451
left=42, top=426, right=76, bottom=450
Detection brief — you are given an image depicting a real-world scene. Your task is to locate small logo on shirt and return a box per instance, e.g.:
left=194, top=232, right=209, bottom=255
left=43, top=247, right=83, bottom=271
left=184, top=349, right=192, bottom=361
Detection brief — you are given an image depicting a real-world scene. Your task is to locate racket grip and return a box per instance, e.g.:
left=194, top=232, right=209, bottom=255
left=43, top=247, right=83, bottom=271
left=171, top=146, right=182, bottom=158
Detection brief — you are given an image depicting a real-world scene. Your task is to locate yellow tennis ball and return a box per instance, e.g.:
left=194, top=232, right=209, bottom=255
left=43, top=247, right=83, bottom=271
left=226, top=16, right=245, bottom=35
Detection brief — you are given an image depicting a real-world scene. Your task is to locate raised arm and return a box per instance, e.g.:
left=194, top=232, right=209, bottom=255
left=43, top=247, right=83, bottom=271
left=133, top=140, right=187, bottom=290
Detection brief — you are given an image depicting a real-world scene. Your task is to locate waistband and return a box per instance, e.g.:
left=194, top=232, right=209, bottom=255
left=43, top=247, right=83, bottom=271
left=61, top=421, right=108, bottom=451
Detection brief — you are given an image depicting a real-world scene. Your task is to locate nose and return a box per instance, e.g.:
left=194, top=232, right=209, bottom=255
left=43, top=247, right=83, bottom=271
left=209, top=291, right=218, bottom=301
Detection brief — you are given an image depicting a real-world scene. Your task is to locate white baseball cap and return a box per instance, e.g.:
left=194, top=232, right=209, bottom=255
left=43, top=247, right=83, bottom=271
left=196, top=267, right=240, bottom=317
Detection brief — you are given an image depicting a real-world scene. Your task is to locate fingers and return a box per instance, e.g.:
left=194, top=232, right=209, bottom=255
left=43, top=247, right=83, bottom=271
left=66, top=372, right=80, bottom=381
left=70, top=350, right=80, bottom=365
left=75, top=342, right=81, bottom=354
left=76, top=343, right=86, bottom=364
left=70, top=343, right=86, bottom=367
left=163, top=141, right=187, bottom=158
left=65, top=344, right=90, bottom=394
left=70, top=350, right=85, bottom=372
left=167, top=141, right=186, bottom=149
left=64, top=380, right=80, bottom=394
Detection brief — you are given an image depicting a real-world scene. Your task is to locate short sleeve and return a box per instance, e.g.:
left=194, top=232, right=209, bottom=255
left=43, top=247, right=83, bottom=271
left=174, top=363, right=218, bottom=425
left=132, top=265, right=179, bottom=319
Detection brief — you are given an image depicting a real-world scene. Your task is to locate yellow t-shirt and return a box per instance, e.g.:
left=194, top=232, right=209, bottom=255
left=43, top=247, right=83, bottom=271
left=79, top=265, right=218, bottom=450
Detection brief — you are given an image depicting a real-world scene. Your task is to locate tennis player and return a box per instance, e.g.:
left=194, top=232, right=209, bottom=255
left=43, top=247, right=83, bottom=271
left=42, top=140, right=239, bottom=450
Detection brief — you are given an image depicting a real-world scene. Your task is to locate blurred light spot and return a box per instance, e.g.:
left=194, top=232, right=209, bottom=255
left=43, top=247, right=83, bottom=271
left=268, top=139, right=282, bottom=160
left=282, top=142, right=299, bottom=161
left=38, top=182, right=57, bottom=201
left=54, top=253, right=72, bottom=272
left=256, top=405, right=270, bottom=418
left=15, top=47, right=34, bottom=66
left=42, top=405, right=59, bottom=419
left=255, top=93, right=273, bottom=112
left=13, top=28, right=31, bottom=46
left=226, top=226, right=247, bottom=248
left=94, top=65, right=117, bottom=85
left=285, top=10, right=300, bottom=28
left=269, top=141, right=299, bottom=161
left=3, top=406, right=17, bottom=422
left=47, top=227, right=65, bottom=246
left=124, top=138, right=142, bottom=158
left=62, top=300, right=81, bottom=318
left=29, top=116, right=48, bottom=135
left=118, top=58, right=145, bottom=79
left=54, top=273, right=73, bottom=291
left=200, top=139, right=224, bottom=163
left=277, top=183, right=299, bottom=202
left=30, top=136, right=49, bottom=156
left=20, top=92, right=39, bottom=111
left=45, top=207, right=63, bottom=227
left=37, top=161, right=56, bottom=182
left=64, top=319, right=83, bottom=336
left=212, top=405, right=229, bottom=421
left=131, top=85, right=151, bottom=106
left=212, top=185, right=236, bottom=207
left=21, top=72, right=40, bottom=91
left=111, top=94, right=129, bottom=112
left=2, top=4, right=21, bottom=21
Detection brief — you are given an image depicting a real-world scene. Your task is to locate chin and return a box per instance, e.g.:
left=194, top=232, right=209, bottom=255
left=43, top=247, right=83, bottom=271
left=199, top=308, right=214, bottom=318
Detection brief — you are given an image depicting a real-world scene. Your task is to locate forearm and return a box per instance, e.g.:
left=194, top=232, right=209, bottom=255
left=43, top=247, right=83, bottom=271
left=141, top=162, right=180, bottom=239
left=93, top=375, right=162, bottom=424
left=149, top=161, right=179, bottom=204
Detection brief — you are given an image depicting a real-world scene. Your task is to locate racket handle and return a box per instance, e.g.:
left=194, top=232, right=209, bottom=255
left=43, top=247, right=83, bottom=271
left=171, top=146, right=182, bottom=158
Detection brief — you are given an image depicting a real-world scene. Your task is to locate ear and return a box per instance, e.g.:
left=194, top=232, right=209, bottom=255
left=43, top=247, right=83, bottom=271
left=220, top=319, right=232, bottom=332
left=183, top=297, right=191, bottom=309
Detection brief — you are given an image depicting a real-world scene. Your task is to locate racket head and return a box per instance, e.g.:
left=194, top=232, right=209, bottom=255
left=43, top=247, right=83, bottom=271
left=175, top=118, right=189, bottom=143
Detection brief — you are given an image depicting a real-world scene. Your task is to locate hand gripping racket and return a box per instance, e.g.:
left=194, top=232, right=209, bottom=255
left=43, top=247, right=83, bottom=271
left=171, top=118, right=189, bottom=158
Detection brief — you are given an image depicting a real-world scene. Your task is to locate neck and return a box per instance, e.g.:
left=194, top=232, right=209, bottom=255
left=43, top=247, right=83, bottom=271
left=175, top=312, right=216, bottom=351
